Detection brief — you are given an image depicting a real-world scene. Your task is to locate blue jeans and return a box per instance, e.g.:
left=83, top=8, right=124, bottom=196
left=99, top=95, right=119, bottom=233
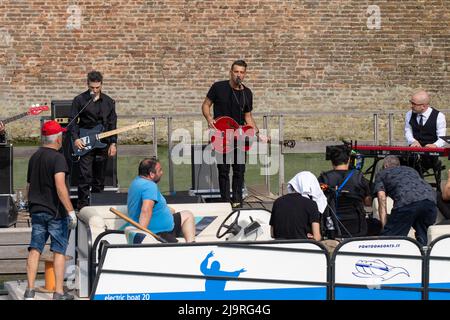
left=382, top=199, right=437, bottom=246
left=29, top=212, right=69, bottom=255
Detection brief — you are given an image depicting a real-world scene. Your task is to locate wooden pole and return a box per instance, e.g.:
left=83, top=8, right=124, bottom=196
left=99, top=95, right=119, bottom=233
left=109, top=207, right=167, bottom=243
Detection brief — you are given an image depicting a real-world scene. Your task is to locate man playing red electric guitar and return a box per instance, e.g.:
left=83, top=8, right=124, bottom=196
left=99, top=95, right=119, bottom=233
left=201, top=60, right=268, bottom=208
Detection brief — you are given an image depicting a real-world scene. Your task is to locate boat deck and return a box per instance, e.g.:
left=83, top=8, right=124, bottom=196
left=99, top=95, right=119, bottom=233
left=0, top=187, right=277, bottom=300
left=4, top=279, right=84, bottom=300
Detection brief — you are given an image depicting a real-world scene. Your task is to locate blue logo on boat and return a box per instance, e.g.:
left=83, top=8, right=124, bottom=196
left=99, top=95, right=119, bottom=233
left=200, top=251, right=246, bottom=293
left=352, top=259, right=410, bottom=281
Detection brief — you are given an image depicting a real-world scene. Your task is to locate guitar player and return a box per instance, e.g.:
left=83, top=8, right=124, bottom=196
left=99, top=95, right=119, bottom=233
left=69, top=70, right=117, bottom=211
left=201, top=60, right=268, bottom=208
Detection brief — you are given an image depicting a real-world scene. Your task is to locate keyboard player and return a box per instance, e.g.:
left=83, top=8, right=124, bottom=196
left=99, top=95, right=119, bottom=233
left=404, top=90, right=446, bottom=187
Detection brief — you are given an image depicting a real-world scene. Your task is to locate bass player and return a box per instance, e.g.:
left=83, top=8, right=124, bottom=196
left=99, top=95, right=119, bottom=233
left=69, top=70, right=117, bottom=211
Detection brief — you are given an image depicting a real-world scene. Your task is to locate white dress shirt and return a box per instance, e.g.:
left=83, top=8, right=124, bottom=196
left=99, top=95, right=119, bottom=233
left=404, top=107, right=447, bottom=147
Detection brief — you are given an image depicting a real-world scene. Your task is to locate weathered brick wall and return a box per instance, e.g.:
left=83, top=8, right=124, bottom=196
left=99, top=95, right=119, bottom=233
left=1, top=0, right=449, bottom=143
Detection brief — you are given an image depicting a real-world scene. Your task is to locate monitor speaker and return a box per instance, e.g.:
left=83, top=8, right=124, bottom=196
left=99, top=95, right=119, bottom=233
left=90, top=192, right=127, bottom=205
left=0, top=144, right=13, bottom=194
left=0, top=195, right=18, bottom=227
left=191, top=144, right=219, bottom=193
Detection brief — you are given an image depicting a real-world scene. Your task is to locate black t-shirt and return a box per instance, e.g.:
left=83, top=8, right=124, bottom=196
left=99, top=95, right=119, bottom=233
left=318, top=169, right=371, bottom=237
left=318, top=170, right=370, bottom=203
left=207, top=80, right=253, bottom=125
left=269, top=193, right=320, bottom=239
left=27, top=147, right=69, bottom=218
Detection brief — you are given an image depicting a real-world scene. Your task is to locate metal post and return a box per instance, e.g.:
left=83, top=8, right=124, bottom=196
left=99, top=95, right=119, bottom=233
left=278, top=115, right=284, bottom=196
left=152, top=117, right=157, bottom=158
left=263, top=115, right=270, bottom=194
left=388, top=113, right=394, bottom=146
left=167, top=117, right=175, bottom=195
left=373, top=113, right=379, bottom=145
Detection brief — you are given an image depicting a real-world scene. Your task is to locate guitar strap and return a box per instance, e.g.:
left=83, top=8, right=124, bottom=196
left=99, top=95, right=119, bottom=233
left=335, top=169, right=356, bottom=217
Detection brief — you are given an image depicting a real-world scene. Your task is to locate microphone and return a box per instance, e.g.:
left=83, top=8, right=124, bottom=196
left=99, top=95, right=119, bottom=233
left=236, top=77, right=242, bottom=86
left=90, top=90, right=99, bottom=102
left=66, top=91, right=95, bottom=129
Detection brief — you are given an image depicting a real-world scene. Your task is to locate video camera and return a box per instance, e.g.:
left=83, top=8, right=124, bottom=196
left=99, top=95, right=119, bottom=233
left=325, top=140, right=364, bottom=170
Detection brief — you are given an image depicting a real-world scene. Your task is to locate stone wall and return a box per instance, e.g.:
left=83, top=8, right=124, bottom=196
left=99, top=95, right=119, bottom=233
left=1, top=0, right=449, bottom=143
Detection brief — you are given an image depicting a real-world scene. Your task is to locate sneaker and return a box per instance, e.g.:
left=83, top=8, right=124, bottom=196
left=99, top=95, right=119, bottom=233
left=24, top=288, right=35, bottom=300
left=53, top=291, right=74, bottom=300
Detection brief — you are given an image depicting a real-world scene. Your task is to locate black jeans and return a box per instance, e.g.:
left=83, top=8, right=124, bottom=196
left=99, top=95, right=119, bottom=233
left=381, top=199, right=437, bottom=246
left=216, top=148, right=246, bottom=203
left=77, top=146, right=108, bottom=209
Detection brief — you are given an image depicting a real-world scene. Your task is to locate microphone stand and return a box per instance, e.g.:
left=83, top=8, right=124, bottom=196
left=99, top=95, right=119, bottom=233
left=66, top=94, right=95, bottom=130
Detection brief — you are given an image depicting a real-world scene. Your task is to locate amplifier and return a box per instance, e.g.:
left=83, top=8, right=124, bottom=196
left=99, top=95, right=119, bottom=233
left=51, top=100, right=73, bottom=120
left=55, top=118, right=69, bottom=124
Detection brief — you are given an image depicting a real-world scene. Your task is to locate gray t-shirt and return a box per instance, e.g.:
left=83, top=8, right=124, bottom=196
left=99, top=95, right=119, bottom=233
left=373, top=165, right=436, bottom=209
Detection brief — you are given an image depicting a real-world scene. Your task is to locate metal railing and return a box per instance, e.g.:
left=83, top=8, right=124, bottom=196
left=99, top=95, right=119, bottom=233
left=116, top=109, right=450, bottom=196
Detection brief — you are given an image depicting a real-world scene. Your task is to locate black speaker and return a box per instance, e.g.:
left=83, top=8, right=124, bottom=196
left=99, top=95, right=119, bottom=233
left=51, top=100, right=73, bottom=124
left=0, top=195, right=18, bottom=227
left=0, top=144, right=13, bottom=194
left=90, top=192, right=127, bottom=205
left=191, top=144, right=219, bottom=193
left=165, top=191, right=203, bottom=204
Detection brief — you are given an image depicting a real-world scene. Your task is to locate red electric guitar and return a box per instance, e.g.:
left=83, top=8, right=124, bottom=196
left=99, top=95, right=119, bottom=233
left=210, top=116, right=256, bottom=154
left=0, top=104, right=49, bottom=125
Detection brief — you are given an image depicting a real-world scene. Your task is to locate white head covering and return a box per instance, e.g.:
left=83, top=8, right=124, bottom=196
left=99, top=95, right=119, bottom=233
left=287, top=171, right=328, bottom=214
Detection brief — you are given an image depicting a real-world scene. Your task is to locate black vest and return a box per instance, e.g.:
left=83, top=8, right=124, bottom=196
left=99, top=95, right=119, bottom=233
left=409, top=108, right=439, bottom=146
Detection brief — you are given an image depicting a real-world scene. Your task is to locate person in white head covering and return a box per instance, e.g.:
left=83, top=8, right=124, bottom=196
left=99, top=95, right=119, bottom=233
left=287, top=171, right=328, bottom=214
left=269, top=171, right=324, bottom=241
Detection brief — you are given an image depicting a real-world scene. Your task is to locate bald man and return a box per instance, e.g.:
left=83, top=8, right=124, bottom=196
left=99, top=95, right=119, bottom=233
left=404, top=90, right=447, bottom=190
left=405, top=90, right=446, bottom=148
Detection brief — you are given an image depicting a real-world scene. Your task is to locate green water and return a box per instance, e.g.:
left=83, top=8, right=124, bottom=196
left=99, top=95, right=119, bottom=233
left=13, top=147, right=334, bottom=194
left=13, top=146, right=449, bottom=194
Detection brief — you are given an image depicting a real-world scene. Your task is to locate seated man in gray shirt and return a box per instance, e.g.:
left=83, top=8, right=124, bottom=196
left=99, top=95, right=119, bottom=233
left=374, top=155, right=437, bottom=246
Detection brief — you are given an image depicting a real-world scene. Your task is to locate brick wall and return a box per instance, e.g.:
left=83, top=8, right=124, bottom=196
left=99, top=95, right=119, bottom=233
left=0, top=0, right=449, bottom=143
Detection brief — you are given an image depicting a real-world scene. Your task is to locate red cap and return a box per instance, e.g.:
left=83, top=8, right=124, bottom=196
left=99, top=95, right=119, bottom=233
left=41, top=120, right=67, bottom=136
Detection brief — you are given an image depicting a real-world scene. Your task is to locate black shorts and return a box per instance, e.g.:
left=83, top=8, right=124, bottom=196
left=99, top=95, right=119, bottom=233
left=156, top=212, right=182, bottom=243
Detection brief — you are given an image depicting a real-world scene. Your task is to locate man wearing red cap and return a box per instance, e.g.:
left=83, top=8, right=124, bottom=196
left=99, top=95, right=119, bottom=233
left=24, top=120, right=77, bottom=300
